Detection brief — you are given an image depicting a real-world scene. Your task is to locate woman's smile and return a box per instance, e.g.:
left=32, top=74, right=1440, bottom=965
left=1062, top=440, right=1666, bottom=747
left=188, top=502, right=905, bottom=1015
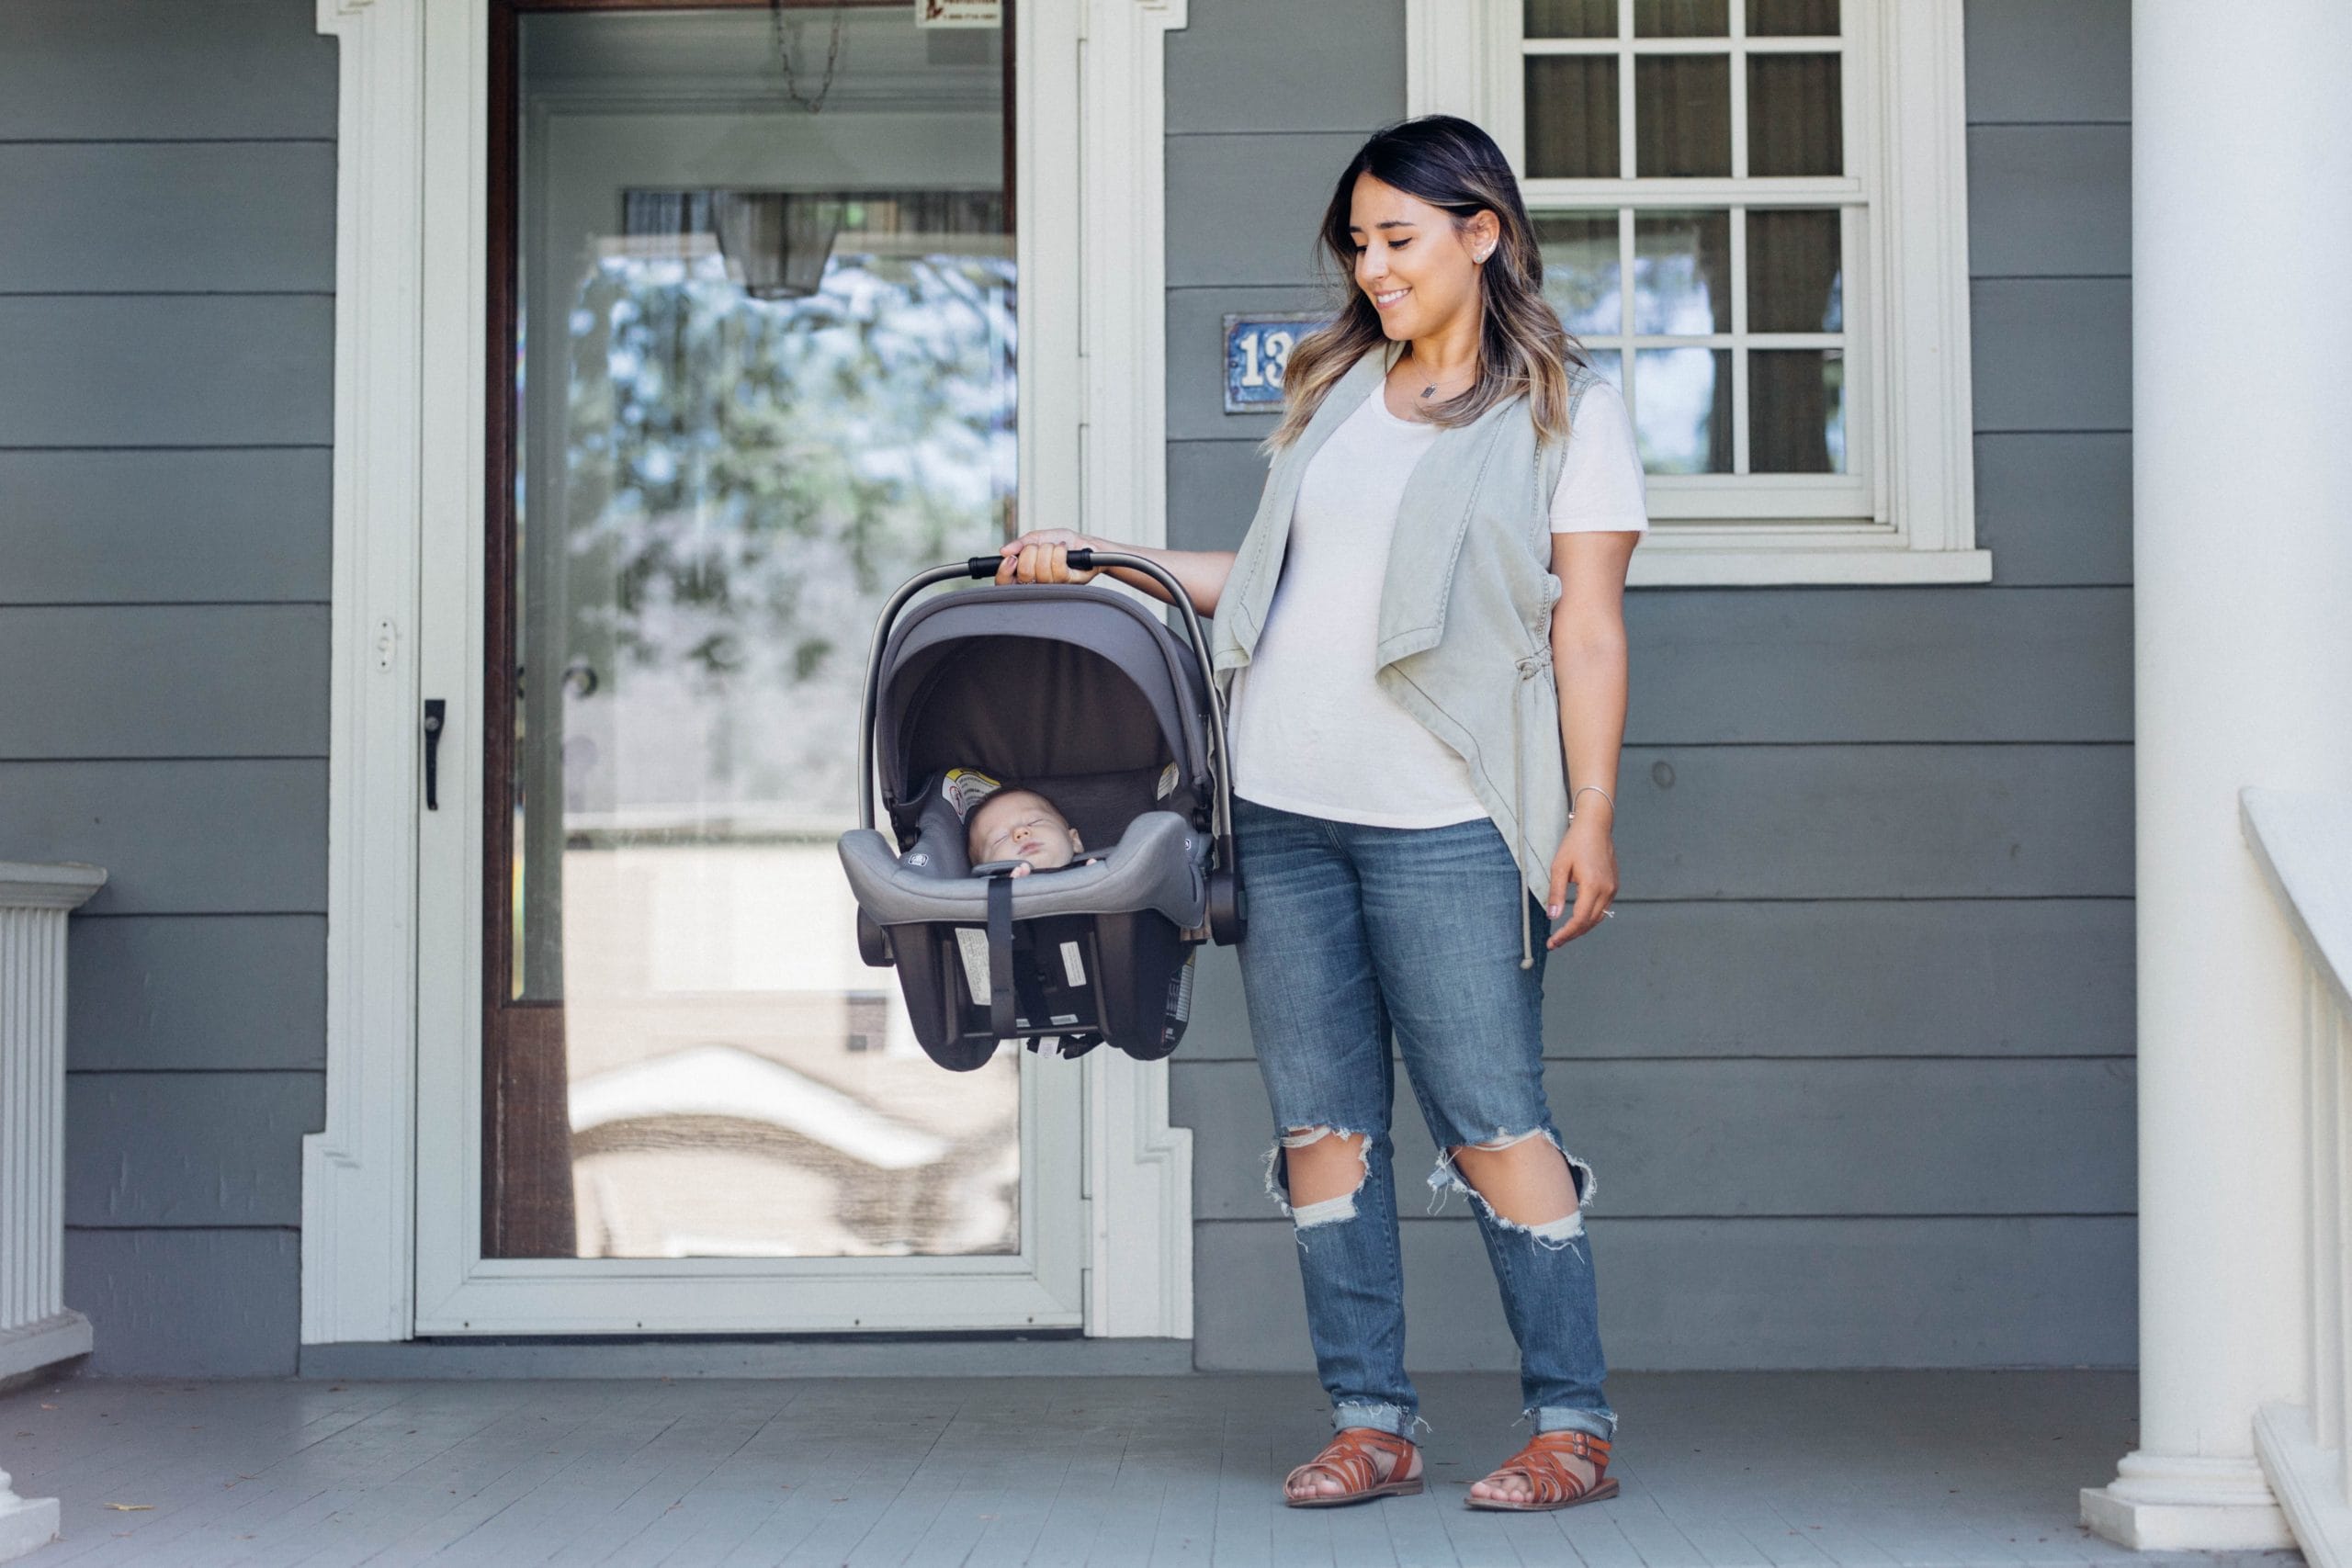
left=1372, top=286, right=1411, bottom=310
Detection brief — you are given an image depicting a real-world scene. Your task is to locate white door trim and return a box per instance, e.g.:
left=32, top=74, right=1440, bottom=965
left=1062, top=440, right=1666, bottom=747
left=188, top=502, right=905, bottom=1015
left=300, top=0, right=1194, bottom=1346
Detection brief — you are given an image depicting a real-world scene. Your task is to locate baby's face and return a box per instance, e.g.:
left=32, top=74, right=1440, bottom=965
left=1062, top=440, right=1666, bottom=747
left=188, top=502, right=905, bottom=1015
left=967, top=790, right=1082, bottom=870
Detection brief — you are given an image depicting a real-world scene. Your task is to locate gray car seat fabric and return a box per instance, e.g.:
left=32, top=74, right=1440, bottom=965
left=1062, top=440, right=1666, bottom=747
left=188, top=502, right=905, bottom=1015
left=839, top=809, right=1206, bottom=931
left=845, top=573, right=1232, bottom=1067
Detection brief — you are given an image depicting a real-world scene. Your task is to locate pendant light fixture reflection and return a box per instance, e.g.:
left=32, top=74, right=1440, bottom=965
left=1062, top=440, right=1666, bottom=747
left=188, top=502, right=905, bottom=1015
left=711, top=191, right=844, bottom=299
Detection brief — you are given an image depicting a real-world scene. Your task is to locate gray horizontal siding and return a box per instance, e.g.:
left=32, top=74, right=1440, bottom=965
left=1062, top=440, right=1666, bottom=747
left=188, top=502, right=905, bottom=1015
left=1164, top=0, right=1403, bottom=136
left=64, top=1071, right=320, bottom=1226
left=1970, top=279, right=2131, bottom=432
left=5, top=0, right=335, bottom=1379
left=0, top=761, right=326, bottom=914
left=1181, top=897, right=2134, bottom=1063
left=1165, top=0, right=2139, bottom=1375
left=1166, top=440, right=1268, bottom=555
left=0, top=450, right=333, bottom=604
left=1167, top=133, right=1366, bottom=288
left=0, top=606, right=328, bottom=757
left=0, top=0, right=336, bottom=141
left=1194, top=1216, right=2136, bottom=1371
left=0, top=142, right=335, bottom=293
left=1962, top=0, right=2129, bottom=126
left=61, top=1228, right=301, bottom=1377
left=1973, top=434, right=2132, bottom=587
left=68, top=916, right=326, bottom=1072
left=1609, top=744, right=2130, bottom=899
left=1633, top=590, right=2130, bottom=741
left=1967, top=126, right=2129, bottom=278
left=0, top=296, right=334, bottom=446
left=1175, top=1057, right=2135, bottom=1219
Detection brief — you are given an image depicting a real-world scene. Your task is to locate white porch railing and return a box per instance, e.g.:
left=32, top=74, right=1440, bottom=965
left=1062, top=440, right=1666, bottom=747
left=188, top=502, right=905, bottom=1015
left=2245, top=790, right=2352, bottom=1568
left=0, top=861, right=106, bottom=1382
left=0, top=860, right=105, bottom=1562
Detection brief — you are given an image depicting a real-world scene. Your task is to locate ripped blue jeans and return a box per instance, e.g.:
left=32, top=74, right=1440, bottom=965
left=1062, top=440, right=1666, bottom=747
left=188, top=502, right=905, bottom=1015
left=1232, top=794, right=1615, bottom=1444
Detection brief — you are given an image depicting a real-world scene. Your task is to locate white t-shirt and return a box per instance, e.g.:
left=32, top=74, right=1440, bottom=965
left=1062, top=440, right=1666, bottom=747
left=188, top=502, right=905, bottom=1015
left=1228, top=373, right=1647, bottom=829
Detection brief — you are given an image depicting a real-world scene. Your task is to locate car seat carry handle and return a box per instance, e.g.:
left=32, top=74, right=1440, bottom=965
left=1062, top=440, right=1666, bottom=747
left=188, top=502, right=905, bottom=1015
left=986, top=872, right=1018, bottom=1041
left=1061, top=550, right=1239, bottom=867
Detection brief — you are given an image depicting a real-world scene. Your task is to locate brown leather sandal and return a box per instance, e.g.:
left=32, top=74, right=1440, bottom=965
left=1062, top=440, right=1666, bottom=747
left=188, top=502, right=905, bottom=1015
left=1462, top=1428, right=1620, bottom=1512
left=1282, top=1426, right=1425, bottom=1508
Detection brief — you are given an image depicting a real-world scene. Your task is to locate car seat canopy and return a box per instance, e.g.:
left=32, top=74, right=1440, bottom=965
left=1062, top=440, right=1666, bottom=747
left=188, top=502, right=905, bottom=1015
left=876, top=586, right=1212, bottom=848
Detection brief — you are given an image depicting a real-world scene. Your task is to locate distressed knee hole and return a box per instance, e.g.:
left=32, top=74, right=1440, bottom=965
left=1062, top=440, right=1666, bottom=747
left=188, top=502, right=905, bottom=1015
left=1263, top=1125, right=1369, bottom=1230
left=1426, top=1127, right=1597, bottom=1250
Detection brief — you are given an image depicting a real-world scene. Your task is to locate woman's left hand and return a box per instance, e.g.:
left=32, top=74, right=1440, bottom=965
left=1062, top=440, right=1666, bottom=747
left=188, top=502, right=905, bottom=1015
left=1544, top=809, right=1618, bottom=948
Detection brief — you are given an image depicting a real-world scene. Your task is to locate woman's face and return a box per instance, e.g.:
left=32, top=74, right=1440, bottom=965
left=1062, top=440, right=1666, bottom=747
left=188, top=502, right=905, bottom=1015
left=1347, top=172, right=1496, bottom=340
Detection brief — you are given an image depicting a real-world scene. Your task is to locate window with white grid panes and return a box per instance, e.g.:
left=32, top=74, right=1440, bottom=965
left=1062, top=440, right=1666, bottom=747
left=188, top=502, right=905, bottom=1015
left=1408, top=0, right=1981, bottom=581
left=1520, top=0, right=1863, bottom=523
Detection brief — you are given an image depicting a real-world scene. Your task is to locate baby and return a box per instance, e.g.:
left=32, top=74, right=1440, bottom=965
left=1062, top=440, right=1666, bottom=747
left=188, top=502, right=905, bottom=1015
left=966, top=786, right=1087, bottom=878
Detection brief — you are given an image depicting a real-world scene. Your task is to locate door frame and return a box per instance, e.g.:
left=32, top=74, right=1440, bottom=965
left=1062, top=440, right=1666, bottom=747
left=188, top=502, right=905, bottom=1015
left=300, top=0, right=1194, bottom=1346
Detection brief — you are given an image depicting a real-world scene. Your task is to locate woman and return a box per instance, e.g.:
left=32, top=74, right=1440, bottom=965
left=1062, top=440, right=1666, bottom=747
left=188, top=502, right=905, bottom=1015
left=997, top=114, right=1645, bottom=1512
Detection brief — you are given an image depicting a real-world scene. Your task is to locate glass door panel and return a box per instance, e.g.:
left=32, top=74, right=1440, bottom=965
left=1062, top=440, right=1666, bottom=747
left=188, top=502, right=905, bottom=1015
left=493, top=3, right=1023, bottom=1266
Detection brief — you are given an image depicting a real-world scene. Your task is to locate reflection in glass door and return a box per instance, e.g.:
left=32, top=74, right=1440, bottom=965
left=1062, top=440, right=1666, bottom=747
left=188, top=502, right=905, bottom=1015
left=481, top=1, right=1044, bottom=1281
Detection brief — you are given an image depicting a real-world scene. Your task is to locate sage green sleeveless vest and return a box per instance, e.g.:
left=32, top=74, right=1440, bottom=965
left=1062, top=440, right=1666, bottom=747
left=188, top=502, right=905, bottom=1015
left=1208, top=340, right=1607, bottom=967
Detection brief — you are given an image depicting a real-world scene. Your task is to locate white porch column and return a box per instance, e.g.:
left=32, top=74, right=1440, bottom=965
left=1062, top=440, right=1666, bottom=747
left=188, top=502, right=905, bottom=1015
left=2081, top=2, right=2352, bottom=1551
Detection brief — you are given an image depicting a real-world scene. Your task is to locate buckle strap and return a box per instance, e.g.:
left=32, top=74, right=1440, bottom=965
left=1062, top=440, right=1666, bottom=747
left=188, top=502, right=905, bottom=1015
left=1531, top=1429, right=1609, bottom=1461
left=1498, top=1429, right=1611, bottom=1506
left=985, top=873, right=1016, bottom=1041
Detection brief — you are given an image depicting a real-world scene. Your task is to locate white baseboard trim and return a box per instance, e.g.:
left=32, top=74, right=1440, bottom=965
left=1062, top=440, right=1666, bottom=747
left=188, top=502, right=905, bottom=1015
left=0, top=1311, right=91, bottom=1386
left=2256, top=1400, right=2347, bottom=1566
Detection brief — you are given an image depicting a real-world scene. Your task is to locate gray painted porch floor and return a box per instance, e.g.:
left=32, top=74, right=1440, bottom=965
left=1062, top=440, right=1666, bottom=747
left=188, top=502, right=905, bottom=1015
left=0, top=1371, right=2303, bottom=1568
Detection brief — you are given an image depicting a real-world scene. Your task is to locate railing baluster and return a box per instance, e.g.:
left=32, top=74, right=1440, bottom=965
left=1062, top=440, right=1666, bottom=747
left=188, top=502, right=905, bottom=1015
left=2315, top=959, right=2343, bottom=1453
left=2332, top=976, right=2352, bottom=1504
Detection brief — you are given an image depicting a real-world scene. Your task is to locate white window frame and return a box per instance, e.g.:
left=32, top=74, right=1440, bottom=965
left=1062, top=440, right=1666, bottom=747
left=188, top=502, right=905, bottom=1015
left=1407, top=0, right=1985, bottom=587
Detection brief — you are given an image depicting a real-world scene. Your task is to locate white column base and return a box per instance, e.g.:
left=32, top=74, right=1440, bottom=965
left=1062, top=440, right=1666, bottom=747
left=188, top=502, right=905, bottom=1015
left=2080, top=1450, right=2297, bottom=1551
left=0, top=1471, right=60, bottom=1564
left=0, top=1310, right=91, bottom=1385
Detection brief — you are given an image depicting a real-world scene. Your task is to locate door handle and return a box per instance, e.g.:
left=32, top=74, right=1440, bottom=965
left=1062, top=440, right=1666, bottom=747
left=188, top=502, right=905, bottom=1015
left=423, top=698, right=446, bottom=811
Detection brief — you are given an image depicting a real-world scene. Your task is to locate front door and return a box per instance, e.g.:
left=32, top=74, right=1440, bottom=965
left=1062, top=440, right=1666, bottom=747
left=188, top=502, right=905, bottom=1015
left=412, top=0, right=1084, bottom=1335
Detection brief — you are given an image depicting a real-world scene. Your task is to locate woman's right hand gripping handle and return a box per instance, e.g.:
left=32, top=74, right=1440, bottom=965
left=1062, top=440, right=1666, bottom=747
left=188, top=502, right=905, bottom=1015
left=996, top=528, right=1235, bottom=618
left=996, top=529, right=1105, bottom=587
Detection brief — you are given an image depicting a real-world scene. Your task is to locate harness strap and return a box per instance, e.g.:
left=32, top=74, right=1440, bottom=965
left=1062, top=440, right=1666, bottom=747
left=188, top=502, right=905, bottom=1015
left=986, top=873, right=1016, bottom=1040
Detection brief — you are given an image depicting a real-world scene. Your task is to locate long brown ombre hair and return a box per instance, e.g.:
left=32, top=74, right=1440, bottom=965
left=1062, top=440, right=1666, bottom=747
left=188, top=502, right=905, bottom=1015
left=1261, top=115, right=1586, bottom=457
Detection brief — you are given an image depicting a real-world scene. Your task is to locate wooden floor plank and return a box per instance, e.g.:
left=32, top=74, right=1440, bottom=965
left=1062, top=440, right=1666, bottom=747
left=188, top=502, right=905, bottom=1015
left=0, top=1370, right=2296, bottom=1568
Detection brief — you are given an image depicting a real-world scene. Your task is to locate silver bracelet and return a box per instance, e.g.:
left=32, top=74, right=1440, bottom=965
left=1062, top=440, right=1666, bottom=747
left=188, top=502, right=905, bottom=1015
left=1566, top=784, right=1615, bottom=818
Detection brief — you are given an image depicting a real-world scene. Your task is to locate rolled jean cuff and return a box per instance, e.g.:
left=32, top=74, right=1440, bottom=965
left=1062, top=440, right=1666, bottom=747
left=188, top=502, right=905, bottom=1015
left=1533, top=1405, right=1617, bottom=1439
left=1332, top=1401, right=1413, bottom=1438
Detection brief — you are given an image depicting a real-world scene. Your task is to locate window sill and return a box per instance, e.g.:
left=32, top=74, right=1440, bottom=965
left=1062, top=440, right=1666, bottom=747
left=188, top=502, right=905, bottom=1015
left=1626, top=536, right=1994, bottom=587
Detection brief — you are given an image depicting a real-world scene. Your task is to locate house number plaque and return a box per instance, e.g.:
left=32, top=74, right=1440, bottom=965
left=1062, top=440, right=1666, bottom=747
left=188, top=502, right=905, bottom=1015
left=1222, top=311, right=1326, bottom=413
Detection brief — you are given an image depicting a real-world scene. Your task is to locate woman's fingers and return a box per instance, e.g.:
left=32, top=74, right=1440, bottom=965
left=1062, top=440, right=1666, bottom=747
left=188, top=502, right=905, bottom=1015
left=990, top=530, right=1103, bottom=585
left=1550, top=878, right=1617, bottom=945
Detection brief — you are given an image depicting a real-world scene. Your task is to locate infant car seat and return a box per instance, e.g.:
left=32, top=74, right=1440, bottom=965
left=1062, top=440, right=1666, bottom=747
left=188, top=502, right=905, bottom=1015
left=837, top=551, right=1246, bottom=1071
